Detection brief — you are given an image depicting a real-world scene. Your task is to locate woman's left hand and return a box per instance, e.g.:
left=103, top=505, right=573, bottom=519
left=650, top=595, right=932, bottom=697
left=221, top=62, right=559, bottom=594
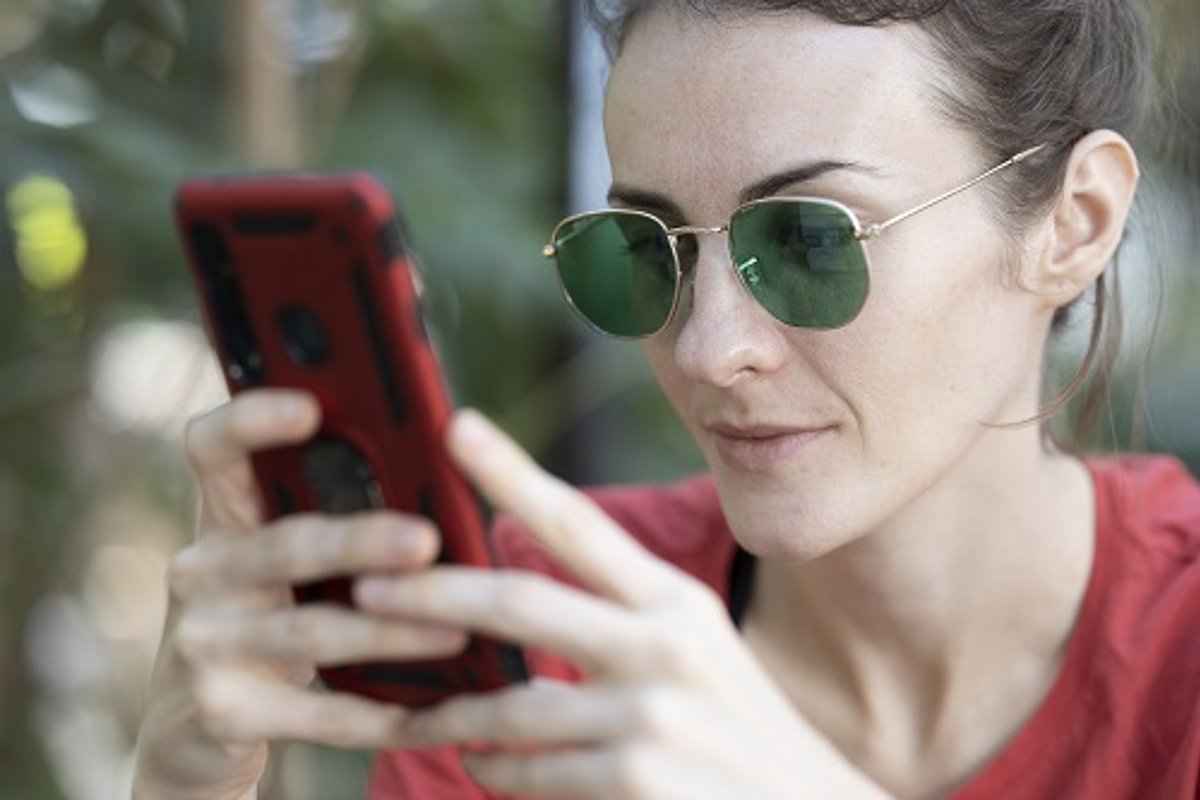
left=353, top=410, right=889, bottom=800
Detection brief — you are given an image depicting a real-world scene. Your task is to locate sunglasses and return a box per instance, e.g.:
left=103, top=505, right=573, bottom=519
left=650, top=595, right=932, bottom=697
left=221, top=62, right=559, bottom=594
left=542, top=144, right=1048, bottom=338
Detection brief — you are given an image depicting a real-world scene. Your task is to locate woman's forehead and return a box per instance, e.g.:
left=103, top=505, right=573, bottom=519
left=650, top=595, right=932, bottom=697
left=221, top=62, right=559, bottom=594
left=602, top=9, right=966, bottom=201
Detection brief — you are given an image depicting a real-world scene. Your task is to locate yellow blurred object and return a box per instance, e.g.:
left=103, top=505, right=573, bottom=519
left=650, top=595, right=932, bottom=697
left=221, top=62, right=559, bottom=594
left=7, top=173, right=88, bottom=292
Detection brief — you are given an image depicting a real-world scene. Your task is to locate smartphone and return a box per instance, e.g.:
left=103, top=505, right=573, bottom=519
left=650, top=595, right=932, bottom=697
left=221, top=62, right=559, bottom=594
left=174, top=173, right=527, bottom=707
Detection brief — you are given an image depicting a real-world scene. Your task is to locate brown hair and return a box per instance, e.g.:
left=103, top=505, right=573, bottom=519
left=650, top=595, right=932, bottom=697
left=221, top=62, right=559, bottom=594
left=586, top=0, right=1154, bottom=449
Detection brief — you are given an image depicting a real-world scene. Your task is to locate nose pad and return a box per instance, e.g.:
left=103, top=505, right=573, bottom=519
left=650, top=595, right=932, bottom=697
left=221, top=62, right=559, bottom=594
left=674, top=234, right=700, bottom=278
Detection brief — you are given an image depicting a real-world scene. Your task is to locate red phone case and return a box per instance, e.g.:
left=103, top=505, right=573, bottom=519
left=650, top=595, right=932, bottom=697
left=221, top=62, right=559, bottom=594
left=175, top=173, right=527, bottom=707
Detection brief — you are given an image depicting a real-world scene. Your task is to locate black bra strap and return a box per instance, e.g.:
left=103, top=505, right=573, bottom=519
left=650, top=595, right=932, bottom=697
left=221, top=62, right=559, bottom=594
left=726, top=545, right=757, bottom=628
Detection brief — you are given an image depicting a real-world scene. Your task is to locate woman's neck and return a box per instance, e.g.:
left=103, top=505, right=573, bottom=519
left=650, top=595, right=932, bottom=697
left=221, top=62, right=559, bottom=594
left=741, top=431, right=1096, bottom=798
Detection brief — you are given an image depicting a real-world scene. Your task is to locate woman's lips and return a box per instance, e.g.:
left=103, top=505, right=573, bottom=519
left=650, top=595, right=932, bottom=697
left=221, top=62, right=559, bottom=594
left=709, top=426, right=834, bottom=472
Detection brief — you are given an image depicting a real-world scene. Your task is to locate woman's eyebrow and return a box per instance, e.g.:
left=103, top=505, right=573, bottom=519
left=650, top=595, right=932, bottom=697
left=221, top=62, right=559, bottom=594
left=605, top=186, right=683, bottom=217
left=737, top=160, right=880, bottom=204
left=606, top=160, right=880, bottom=214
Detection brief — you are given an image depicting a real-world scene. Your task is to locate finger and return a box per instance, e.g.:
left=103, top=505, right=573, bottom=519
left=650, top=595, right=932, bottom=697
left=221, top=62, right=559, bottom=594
left=455, top=688, right=802, bottom=799
left=447, top=410, right=687, bottom=608
left=461, top=745, right=733, bottom=800
left=185, top=390, right=320, bottom=532
left=186, top=390, right=320, bottom=475
left=462, top=748, right=618, bottom=800
left=176, top=605, right=469, bottom=667
left=404, top=681, right=637, bottom=748
left=354, top=568, right=637, bottom=674
left=169, top=512, right=439, bottom=599
left=407, top=682, right=747, bottom=761
left=194, top=669, right=411, bottom=750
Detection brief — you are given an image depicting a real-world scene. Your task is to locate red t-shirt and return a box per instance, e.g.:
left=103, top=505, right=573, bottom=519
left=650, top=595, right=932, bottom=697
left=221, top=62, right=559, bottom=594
left=369, top=457, right=1200, bottom=799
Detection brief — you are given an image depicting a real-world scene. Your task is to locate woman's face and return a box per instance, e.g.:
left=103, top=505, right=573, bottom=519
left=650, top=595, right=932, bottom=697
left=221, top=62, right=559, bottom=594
left=605, top=10, right=1055, bottom=559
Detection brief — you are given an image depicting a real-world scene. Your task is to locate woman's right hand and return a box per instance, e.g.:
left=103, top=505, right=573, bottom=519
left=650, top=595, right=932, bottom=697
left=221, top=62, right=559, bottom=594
left=132, top=390, right=468, bottom=800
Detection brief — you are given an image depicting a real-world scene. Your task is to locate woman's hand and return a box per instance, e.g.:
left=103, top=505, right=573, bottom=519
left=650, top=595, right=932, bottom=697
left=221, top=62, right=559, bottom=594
left=132, top=390, right=468, bottom=800
left=356, top=410, right=891, bottom=800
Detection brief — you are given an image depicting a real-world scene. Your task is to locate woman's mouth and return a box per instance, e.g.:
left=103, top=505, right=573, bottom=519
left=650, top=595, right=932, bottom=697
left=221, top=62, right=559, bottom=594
left=708, top=424, right=835, bottom=472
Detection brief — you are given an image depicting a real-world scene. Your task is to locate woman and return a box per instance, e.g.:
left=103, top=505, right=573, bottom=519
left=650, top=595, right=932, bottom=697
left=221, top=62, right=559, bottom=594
left=133, top=1, right=1200, bottom=798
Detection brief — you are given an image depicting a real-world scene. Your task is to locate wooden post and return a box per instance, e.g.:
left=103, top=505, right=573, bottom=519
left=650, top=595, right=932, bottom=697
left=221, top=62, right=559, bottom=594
left=229, top=0, right=303, bottom=168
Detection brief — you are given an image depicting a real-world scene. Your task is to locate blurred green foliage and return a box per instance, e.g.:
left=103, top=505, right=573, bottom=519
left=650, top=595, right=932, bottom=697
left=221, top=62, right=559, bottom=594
left=0, top=2, right=707, bottom=797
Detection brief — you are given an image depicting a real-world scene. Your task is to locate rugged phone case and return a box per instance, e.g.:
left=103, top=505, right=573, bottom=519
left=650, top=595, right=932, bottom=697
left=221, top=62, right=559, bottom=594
left=175, top=173, right=527, bottom=707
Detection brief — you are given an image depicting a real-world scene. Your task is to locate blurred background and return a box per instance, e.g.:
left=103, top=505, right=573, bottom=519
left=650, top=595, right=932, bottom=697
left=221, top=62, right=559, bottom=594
left=0, top=1, right=1196, bottom=797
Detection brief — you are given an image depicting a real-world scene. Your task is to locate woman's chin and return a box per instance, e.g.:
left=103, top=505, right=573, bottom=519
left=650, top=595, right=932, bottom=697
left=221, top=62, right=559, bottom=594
left=702, top=442, right=890, bottom=562
left=718, top=489, right=864, bottom=563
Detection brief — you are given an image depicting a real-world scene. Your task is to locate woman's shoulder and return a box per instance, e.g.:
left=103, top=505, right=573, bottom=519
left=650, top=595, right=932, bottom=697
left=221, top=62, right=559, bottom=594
left=490, top=473, right=730, bottom=575
left=1087, top=454, right=1200, bottom=563
left=1082, top=453, right=1200, bottom=693
left=954, top=456, right=1200, bottom=800
left=579, top=473, right=726, bottom=553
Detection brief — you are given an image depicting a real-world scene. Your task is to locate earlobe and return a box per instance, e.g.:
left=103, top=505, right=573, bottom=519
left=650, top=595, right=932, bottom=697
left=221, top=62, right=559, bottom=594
left=1042, top=130, right=1140, bottom=305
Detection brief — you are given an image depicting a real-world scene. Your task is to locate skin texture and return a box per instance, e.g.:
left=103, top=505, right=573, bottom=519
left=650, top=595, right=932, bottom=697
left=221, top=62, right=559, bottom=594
left=132, top=8, right=1139, bottom=800
left=612, top=8, right=1138, bottom=796
left=611, top=12, right=1063, bottom=557
left=134, top=392, right=892, bottom=800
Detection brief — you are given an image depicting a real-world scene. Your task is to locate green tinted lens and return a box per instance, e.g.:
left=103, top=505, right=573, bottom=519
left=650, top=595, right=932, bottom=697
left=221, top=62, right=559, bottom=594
left=552, top=211, right=678, bottom=337
left=729, top=200, right=869, bottom=328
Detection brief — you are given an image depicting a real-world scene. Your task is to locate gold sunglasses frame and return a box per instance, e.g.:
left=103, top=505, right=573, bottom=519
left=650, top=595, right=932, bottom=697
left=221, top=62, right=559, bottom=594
left=542, top=143, right=1048, bottom=338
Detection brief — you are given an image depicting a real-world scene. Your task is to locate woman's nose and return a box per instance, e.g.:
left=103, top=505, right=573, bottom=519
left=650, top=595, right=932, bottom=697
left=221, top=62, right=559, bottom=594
left=670, top=237, right=789, bottom=387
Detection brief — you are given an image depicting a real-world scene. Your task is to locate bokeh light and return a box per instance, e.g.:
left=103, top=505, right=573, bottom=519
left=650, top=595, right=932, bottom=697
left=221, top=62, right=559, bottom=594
left=88, top=319, right=226, bottom=438
left=7, top=173, right=88, bottom=293
left=8, top=62, right=103, bottom=128
left=0, top=2, right=48, bottom=59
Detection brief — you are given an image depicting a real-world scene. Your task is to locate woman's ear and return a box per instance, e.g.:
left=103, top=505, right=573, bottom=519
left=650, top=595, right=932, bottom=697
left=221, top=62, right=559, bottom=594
left=1032, top=130, right=1139, bottom=306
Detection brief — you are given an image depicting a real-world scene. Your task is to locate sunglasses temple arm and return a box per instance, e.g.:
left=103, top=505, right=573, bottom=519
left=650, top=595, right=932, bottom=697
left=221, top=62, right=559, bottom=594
left=860, top=143, right=1049, bottom=240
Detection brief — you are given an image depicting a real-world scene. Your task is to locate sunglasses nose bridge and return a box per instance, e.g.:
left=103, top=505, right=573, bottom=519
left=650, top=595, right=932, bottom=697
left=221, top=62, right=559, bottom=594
left=666, top=224, right=727, bottom=238
left=666, top=224, right=730, bottom=275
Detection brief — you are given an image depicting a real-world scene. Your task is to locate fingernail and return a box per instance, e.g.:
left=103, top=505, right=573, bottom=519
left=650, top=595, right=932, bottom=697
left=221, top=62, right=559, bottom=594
left=354, top=577, right=393, bottom=607
left=426, top=627, right=469, bottom=651
left=453, top=409, right=493, bottom=449
left=277, top=395, right=311, bottom=422
left=389, top=524, right=429, bottom=556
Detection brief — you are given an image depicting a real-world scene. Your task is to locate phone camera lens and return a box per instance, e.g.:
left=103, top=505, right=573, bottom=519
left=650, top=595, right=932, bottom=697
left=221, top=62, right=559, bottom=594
left=279, top=306, right=329, bottom=365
